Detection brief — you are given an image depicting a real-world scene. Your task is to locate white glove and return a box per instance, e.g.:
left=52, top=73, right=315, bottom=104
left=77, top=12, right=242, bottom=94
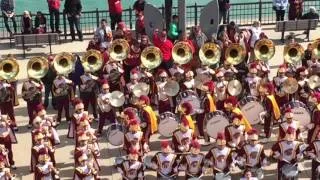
left=143, top=143, right=150, bottom=152
left=178, top=145, right=185, bottom=152
left=306, top=124, right=314, bottom=130
left=297, top=153, right=303, bottom=161
left=262, top=158, right=269, bottom=166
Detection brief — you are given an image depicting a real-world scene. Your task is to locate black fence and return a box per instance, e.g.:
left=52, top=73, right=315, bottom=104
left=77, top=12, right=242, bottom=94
left=0, top=0, right=319, bottom=39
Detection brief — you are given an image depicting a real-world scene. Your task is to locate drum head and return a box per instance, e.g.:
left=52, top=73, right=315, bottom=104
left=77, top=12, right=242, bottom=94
left=206, top=111, right=229, bottom=138
left=285, top=101, right=311, bottom=127
left=240, top=99, right=264, bottom=125
left=106, top=124, right=124, bottom=146
left=158, top=112, right=179, bottom=137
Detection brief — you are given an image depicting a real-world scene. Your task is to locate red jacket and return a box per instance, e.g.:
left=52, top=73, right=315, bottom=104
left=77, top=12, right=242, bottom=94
left=153, top=33, right=174, bottom=62
left=48, top=0, right=61, bottom=10
left=108, top=0, right=123, bottom=14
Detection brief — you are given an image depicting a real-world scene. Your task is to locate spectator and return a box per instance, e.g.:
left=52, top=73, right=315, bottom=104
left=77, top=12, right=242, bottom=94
left=140, top=34, right=151, bottom=50
left=87, top=35, right=100, bottom=51
left=0, top=0, right=17, bottom=36
left=240, top=169, right=258, bottom=180
left=34, top=11, right=47, bottom=34
left=153, top=29, right=174, bottom=69
left=301, top=6, right=319, bottom=20
left=288, top=0, right=303, bottom=20
left=21, top=11, right=32, bottom=34
left=108, top=0, right=123, bottom=30
left=135, top=11, right=145, bottom=39
left=273, top=0, right=288, bottom=21
left=190, top=26, right=207, bottom=51
left=94, top=19, right=112, bottom=50
left=64, top=0, right=83, bottom=41
left=133, top=0, right=145, bottom=15
left=218, top=0, right=230, bottom=24
left=168, top=15, right=179, bottom=42
left=47, top=0, right=61, bottom=33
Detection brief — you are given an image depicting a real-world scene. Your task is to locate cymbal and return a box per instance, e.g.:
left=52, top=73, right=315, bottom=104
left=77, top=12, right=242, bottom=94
left=227, top=80, right=242, bottom=96
left=283, top=77, right=298, bottom=94
left=110, top=91, right=125, bottom=107
left=308, top=75, right=320, bottom=89
left=164, top=80, right=180, bottom=96
left=194, top=74, right=212, bottom=90
left=132, top=82, right=150, bottom=97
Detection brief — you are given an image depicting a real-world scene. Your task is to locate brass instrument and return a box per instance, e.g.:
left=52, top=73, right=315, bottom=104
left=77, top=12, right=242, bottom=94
left=172, top=42, right=193, bottom=65
left=141, top=46, right=162, bottom=69
left=225, top=43, right=246, bottom=65
left=27, top=56, right=49, bottom=79
left=199, top=42, right=221, bottom=65
left=0, top=56, right=19, bottom=80
left=311, top=39, right=320, bottom=59
left=108, top=39, right=130, bottom=61
left=283, top=43, right=304, bottom=64
left=53, top=52, right=75, bottom=75
left=82, top=49, right=104, bottom=73
left=254, top=39, right=275, bottom=61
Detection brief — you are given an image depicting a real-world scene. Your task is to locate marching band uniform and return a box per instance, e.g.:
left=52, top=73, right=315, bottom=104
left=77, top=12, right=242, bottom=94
left=305, top=129, right=320, bottom=180
left=308, top=92, right=320, bottom=144
left=296, top=67, right=310, bottom=104
left=121, top=108, right=138, bottom=128
left=179, top=140, right=205, bottom=179
left=156, top=69, right=172, bottom=114
left=181, top=70, right=195, bottom=91
left=279, top=108, right=302, bottom=140
left=0, top=80, right=16, bottom=129
left=225, top=114, right=247, bottom=149
left=172, top=119, right=193, bottom=154
left=125, top=70, right=140, bottom=107
left=250, top=59, right=269, bottom=81
left=74, top=152, right=98, bottom=180
left=123, top=119, right=144, bottom=156
left=271, top=127, right=304, bottom=180
left=21, top=78, right=43, bottom=127
left=34, top=148, right=59, bottom=180
left=214, top=70, right=228, bottom=110
left=101, top=61, right=125, bottom=92
left=52, top=74, right=73, bottom=123
left=273, top=65, right=288, bottom=109
left=117, top=148, right=144, bottom=180
left=0, top=115, right=16, bottom=169
left=80, top=72, right=99, bottom=119
left=96, top=81, right=115, bottom=135
left=0, top=155, right=14, bottom=179
left=151, top=141, right=178, bottom=178
left=244, top=63, right=261, bottom=97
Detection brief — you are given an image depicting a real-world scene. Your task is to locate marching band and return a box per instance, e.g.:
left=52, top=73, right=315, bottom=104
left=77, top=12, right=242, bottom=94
left=0, top=27, right=320, bottom=179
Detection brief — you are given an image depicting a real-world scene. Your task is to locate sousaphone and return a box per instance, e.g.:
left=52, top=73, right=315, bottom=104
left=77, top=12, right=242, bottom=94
left=225, top=43, right=246, bottom=65
left=82, top=49, right=104, bottom=73
left=172, top=42, right=193, bottom=65
left=199, top=42, right=221, bottom=65
left=109, top=39, right=130, bottom=61
left=254, top=39, right=275, bottom=61
left=0, top=55, right=19, bottom=80
left=27, top=56, right=49, bottom=79
left=53, top=52, right=76, bottom=75
left=141, top=46, right=162, bottom=69
left=284, top=43, right=304, bottom=64
left=311, top=38, right=320, bottom=59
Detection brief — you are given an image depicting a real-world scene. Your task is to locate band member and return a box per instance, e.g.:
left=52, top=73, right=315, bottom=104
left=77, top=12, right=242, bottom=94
left=21, top=77, right=43, bottom=128
left=34, top=148, right=59, bottom=180
left=96, top=80, right=115, bottom=136
left=271, top=127, right=304, bottom=180
left=250, top=59, right=269, bottom=82
left=237, top=129, right=268, bottom=171
left=52, top=74, right=73, bottom=124
left=179, top=140, right=205, bottom=179
left=0, top=115, right=16, bottom=169
left=181, top=69, right=195, bottom=91
left=121, top=108, right=138, bottom=128
left=117, top=148, right=144, bottom=180
left=156, top=69, right=172, bottom=114
left=273, top=64, right=288, bottom=108
left=225, top=114, right=247, bottom=149
left=138, top=95, right=158, bottom=146
left=0, top=155, right=15, bottom=179
left=215, top=70, right=228, bottom=110
left=74, top=151, right=98, bottom=180
left=308, top=92, right=320, bottom=144
left=178, top=102, right=195, bottom=133
left=205, top=133, right=234, bottom=177
left=125, top=69, right=140, bottom=107
left=0, top=79, right=17, bottom=130
left=34, top=105, right=57, bottom=128
left=123, top=119, right=144, bottom=155
left=305, top=129, right=320, bottom=180
left=151, top=141, right=178, bottom=178
left=80, top=71, right=99, bottom=120
left=296, top=66, right=310, bottom=104
left=172, top=119, right=193, bottom=154
left=279, top=108, right=301, bottom=140
left=259, top=82, right=281, bottom=138
left=244, top=63, right=261, bottom=97
left=101, top=60, right=125, bottom=92
left=224, top=96, right=252, bottom=132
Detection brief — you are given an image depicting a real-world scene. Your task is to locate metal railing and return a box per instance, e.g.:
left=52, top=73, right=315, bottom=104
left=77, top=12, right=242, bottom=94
left=0, top=0, right=319, bottom=39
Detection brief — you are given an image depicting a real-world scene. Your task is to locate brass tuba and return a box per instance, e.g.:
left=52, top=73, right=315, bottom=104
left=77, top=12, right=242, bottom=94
left=108, top=39, right=130, bottom=61
left=254, top=39, right=275, bottom=61
left=27, top=56, right=49, bottom=79
left=199, top=42, right=221, bottom=65
left=283, top=43, right=304, bottom=64
left=141, top=46, right=162, bottom=69
left=172, top=42, right=193, bottom=65
left=82, top=49, right=103, bottom=73
left=0, top=55, right=19, bottom=80
left=225, top=43, right=246, bottom=65
left=53, top=52, right=75, bottom=75
left=311, top=39, right=320, bottom=59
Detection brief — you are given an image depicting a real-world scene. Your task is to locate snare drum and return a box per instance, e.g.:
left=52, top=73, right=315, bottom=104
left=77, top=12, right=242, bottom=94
left=106, top=123, right=125, bottom=146
left=176, top=90, right=201, bottom=115
left=239, top=96, right=265, bottom=125
left=284, top=101, right=311, bottom=127
left=281, top=164, right=298, bottom=178
left=158, top=112, right=179, bottom=137
left=205, top=111, right=229, bottom=138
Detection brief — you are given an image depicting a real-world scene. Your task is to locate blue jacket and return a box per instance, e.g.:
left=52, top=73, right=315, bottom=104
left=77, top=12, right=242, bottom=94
left=273, top=0, right=288, bottom=10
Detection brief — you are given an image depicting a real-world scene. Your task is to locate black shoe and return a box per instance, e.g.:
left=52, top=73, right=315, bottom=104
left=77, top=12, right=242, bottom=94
left=56, top=30, right=62, bottom=34
left=11, top=165, right=17, bottom=170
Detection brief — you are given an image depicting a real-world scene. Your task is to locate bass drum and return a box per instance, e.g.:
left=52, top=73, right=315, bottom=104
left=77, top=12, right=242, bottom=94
left=158, top=112, right=179, bottom=137
left=106, top=123, right=125, bottom=146
left=205, top=111, right=229, bottom=138
left=176, top=90, right=201, bottom=115
left=284, top=101, right=311, bottom=127
left=239, top=96, right=265, bottom=125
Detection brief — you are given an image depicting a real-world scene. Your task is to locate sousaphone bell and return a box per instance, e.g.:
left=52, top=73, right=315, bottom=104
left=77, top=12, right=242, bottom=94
left=109, top=39, right=130, bottom=61
left=284, top=43, right=304, bottom=64
left=199, top=42, right=221, bottom=65
left=0, top=55, right=19, bottom=80
left=141, top=46, right=162, bottom=69
left=109, top=91, right=125, bottom=107
left=82, top=49, right=104, bottom=73
left=27, top=56, right=49, bottom=79
left=53, top=52, right=75, bottom=75
left=163, top=80, right=180, bottom=96
left=172, top=42, right=193, bottom=65
left=227, top=79, right=242, bottom=96
left=225, top=43, right=246, bottom=65
left=254, top=39, right=275, bottom=61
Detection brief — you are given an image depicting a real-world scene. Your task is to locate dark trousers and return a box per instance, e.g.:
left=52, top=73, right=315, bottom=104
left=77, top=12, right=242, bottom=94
left=264, top=115, right=272, bottom=138
left=1, top=142, right=14, bottom=166
left=165, top=0, right=173, bottom=29
left=276, top=10, right=286, bottom=21
left=0, top=101, right=16, bottom=127
left=160, top=60, right=173, bottom=71
left=49, top=9, right=60, bottom=32
left=312, top=160, right=320, bottom=180
left=56, top=96, right=70, bottom=122
left=27, top=101, right=41, bottom=125
left=81, top=93, right=97, bottom=118
left=219, top=10, right=228, bottom=24
left=98, top=111, right=115, bottom=133
left=110, top=13, right=122, bottom=30
left=67, top=15, right=83, bottom=40
left=44, top=84, right=56, bottom=108
left=2, top=13, right=17, bottom=34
